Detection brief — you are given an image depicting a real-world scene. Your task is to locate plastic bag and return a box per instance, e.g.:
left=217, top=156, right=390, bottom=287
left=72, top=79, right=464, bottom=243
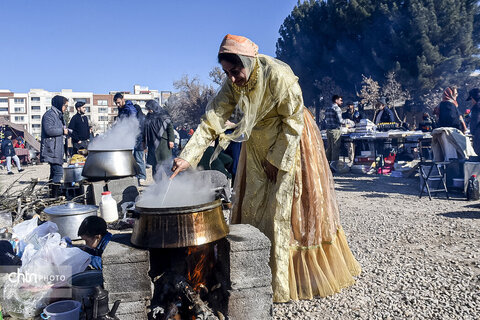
left=0, top=211, right=12, bottom=229
left=3, top=232, right=91, bottom=318
left=12, top=217, right=39, bottom=240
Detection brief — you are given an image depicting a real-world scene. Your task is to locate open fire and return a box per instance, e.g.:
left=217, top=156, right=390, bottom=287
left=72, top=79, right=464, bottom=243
left=149, top=241, right=228, bottom=320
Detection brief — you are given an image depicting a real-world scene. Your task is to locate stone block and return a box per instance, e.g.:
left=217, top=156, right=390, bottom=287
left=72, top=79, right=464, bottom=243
left=229, top=249, right=271, bottom=290
left=227, top=286, right=273, bottom=320
left=227, top=224, right=271, bottom=252
left=85, top=176, right=138, bottom=210
left=102, top=233, right=151, bottom=303
left=102, top=233, right=149, bottom=264
left=112, top=299, right=149, bottom=319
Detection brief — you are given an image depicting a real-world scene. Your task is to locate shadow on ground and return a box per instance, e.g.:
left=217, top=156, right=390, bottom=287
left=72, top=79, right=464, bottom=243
left=334, top=173, right=419, bottom=196
left=437, top=211, right=480, bottom=219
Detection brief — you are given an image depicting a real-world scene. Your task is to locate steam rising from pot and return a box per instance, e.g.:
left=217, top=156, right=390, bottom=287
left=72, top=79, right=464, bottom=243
left=136, top=171, right=216, bottom=208
left=88, top=117, right=140, bottom=150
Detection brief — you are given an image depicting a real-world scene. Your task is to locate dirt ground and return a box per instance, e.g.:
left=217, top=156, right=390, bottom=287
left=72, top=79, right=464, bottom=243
left=1, top=164, right=479, bottom=319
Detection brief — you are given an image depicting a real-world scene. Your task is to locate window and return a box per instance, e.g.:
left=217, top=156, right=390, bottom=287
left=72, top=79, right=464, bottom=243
left=0, top=98, right=8, bottom=103
left=32, top=124, right=41, bottom=128
left=31, top=106, right=41, bottom=111
left=97, top=100, right=108, bottom=106
left=98, top=107, right=108, bottom=113
left=46, top=106, right=51, bottom=110
left=14, top=107, right=25, bottom=113
left=31, top=97, right=40, bottom=101
left=85, top=107, right=91, bottom=113
left=31, top=115, right=41, bottom=120
left=14, top=98, right=25, bottom=103
left=14, top=116, right=25, bottom=122
left=0, top=107, right=8, bottom=112
left=98, top=116, right=108, bottom=121
left=74, top=98, right=90, bottom=104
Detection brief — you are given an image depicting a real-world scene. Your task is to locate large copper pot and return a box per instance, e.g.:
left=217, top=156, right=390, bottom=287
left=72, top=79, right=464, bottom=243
left=82, top=149, right=139, bottom=180
left=130, top=199, right=229, bottom=248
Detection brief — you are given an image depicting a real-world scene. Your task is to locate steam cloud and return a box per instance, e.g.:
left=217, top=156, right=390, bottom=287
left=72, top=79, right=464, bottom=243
left=136, top=171, right=216, bottom=208
left=88, top=117, right=140, bottom=150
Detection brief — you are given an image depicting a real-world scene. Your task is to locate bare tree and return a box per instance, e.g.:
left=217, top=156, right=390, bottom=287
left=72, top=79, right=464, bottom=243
left=165, top=75, right=216, bottom=129
left=209, top=66, right=226, bottom=86
left=381, top=71, right=411, bottom=122
left=358, top=75, right=380, bottom=120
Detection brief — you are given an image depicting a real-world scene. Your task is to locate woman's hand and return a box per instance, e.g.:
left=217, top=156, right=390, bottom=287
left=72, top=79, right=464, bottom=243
left=262, top=159, right=278, bottom=184
left=169, top=142, right=174, bottom=149
left=171, top=158, right=191, bottom=179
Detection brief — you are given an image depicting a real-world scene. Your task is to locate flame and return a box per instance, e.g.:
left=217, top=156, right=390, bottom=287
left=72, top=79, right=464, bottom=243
left=187, top=246, right=208, bottom=292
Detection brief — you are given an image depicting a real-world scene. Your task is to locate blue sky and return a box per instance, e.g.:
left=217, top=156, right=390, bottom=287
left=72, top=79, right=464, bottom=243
left=0, top=0, right=298, bottom=94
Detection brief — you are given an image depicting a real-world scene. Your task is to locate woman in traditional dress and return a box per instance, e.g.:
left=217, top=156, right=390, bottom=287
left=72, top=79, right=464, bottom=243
left=171, top=34, right=361, bottom=302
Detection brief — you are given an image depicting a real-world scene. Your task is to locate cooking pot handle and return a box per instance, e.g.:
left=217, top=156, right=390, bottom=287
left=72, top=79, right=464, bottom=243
left=130, top=209, right=140, bottom=219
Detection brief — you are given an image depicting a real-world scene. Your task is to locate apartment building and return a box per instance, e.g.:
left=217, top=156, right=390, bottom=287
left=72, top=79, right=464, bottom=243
left=0, top=86, right=171, bottom=138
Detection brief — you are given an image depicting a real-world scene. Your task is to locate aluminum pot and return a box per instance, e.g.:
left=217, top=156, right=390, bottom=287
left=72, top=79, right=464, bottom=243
left=131, top=199, right=229, bottom=248
left=82, top=149, right=139, bottom=180
left=63, top=166, right=85, bottom=183
left=43, top=203, right=98, bottom=240
left=68, top=270, right=104, bottom=311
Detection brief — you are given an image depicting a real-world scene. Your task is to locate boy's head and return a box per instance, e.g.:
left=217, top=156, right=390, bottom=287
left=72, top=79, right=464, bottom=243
left=78, top=216, right=107, bottom=248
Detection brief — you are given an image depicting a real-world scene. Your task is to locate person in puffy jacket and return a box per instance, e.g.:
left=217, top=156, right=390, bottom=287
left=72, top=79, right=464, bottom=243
left=1, top=131, right=23, bottom=175
left=41, top=95, right=69, bottom=197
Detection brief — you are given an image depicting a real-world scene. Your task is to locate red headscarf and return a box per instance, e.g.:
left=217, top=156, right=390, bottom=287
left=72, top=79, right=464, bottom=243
left=442, top=87, right=458, bottom=107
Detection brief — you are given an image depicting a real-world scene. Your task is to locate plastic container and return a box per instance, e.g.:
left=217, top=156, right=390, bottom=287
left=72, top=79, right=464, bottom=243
left=41, top=300, right=81, bottom=320
left=466, top=175, right=480, bottom=201
left=99, top=192, right=118, bottom=223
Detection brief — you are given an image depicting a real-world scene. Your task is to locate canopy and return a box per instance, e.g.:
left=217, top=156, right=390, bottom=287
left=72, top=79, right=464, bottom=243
left=0, top=117, right=41, bottom=151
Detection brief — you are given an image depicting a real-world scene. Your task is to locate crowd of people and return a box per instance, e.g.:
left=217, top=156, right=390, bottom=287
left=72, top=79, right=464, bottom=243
left=321, top=85, right=480, bottom=164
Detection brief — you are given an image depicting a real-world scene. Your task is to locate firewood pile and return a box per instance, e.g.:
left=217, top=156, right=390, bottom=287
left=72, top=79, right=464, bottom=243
left=0, top=177, right=79, bottom=224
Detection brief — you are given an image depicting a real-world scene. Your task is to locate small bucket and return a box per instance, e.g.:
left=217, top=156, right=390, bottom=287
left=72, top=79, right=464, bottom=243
left=41, top=300, right=81, bottom=320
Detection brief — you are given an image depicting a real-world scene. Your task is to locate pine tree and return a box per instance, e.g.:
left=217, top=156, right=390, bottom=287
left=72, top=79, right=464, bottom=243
left=276, top=0, right=480, bottom=109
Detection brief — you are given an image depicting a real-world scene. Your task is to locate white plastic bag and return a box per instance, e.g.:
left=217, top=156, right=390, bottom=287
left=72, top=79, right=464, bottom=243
left=12, top=217, right=39, bottom=240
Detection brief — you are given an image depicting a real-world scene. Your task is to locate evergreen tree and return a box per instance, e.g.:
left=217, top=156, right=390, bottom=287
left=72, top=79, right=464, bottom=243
left=276, top=0, right=480, bottom=109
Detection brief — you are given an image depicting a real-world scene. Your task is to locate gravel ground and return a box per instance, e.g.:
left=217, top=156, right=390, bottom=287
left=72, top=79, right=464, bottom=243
left=274, top=174, right=480, bottom=320
left=2, top=165, right=479, bottom=319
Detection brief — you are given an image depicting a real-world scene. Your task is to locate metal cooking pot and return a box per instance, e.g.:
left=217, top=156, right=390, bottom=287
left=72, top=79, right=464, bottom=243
left=82, top=149, right=139, bottom=180
left=69, top=270, right=104, bottom=310
left=43, top=203, right=98, bottom=240
left=63, top=166, right=85, bottom=183
left=131, top=199, right=229, bottom=248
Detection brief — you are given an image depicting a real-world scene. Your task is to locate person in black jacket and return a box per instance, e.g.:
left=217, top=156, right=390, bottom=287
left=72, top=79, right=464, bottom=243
left=467, top=88, right=480, bottom=155
left=342, top=101, right=361, bottom=123
left=41, top=95, right=69, bottom=197
left=144, top=100, right=175, bottom=180
left=437, top=87, right=467, bottom=133
left=68, top=101, right=91, bottom=154
left=1, top=131, right=23, bottom=175
left=374, top=98, right=395, bottom=124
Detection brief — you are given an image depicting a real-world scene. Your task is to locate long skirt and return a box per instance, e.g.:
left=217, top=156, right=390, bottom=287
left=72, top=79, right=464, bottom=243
left=232, top=110, right=361, bottom=302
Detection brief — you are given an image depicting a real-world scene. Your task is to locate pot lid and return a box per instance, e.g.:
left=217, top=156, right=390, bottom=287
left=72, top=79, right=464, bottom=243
left=44, top=203, right=98, bottom=216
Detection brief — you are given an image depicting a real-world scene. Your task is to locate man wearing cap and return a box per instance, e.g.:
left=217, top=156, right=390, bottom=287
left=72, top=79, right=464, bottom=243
left=1, top=131, right=24, bottom=175
left=374, top=97, right=395, bottom=124
left=68, top=101, right=91, bottom=154
left=467, top=88, right=480, bottom=154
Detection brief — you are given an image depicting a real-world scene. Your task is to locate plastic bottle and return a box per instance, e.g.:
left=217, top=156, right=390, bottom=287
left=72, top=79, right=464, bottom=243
left=99, top=191, right=118, bottom=222
left=466, top=175, right=480, bottom=201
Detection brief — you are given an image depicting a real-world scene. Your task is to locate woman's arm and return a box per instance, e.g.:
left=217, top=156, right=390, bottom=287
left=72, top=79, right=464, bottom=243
left=265, top=82, right=304, bottom=173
